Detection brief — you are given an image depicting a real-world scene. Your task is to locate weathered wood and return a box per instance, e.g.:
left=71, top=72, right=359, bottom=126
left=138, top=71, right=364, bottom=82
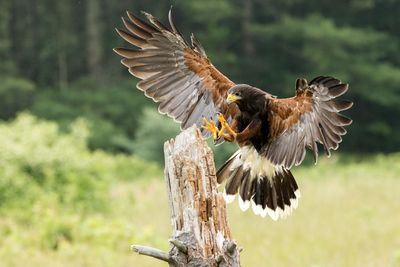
left=131, top=245, right=172, bottom=263
left=132, top=126, right=241, bottom=266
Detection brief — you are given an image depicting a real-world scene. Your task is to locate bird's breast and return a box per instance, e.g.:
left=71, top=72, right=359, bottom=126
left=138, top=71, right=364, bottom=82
left=236, top=112, right=269, bottom=152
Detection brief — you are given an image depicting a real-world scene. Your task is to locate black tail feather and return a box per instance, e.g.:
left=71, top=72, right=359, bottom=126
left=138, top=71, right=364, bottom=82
left=216, top=150, right=240, bottom=184
left=218, top=151, right=300, bottom=220
left=225, top=166, right=244, bottom=195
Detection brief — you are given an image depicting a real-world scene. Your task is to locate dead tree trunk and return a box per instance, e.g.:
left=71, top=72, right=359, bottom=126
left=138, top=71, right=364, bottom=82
left=132, top=126, right=241, bottom=266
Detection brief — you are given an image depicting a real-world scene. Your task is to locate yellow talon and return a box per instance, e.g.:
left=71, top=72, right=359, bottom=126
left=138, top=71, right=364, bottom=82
left=217, top=114, right=237, bottom=141
left=218, top=131, right=235, bottom=142
left=202, top=117, right=218, bottom=141
left=202, top=115, right=237, bottom=143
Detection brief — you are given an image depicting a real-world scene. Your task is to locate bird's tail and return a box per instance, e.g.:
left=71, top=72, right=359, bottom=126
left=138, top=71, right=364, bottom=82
left=217, top=147, right=300, bottom=220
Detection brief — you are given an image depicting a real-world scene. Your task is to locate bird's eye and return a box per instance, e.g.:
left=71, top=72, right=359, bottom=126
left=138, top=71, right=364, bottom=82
left=235, top=92, right=240, bottom=96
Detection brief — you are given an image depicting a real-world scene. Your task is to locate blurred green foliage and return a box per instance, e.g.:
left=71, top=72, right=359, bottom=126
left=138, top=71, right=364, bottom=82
left=30, top=78, right=151, bottom=153
left=132, top=108, right=180, bottom=163
left=0, top=113, right=165, bottom=264
left=0, top=113, right=160, bottom=215
left=0, top=76, right=35, bottom=119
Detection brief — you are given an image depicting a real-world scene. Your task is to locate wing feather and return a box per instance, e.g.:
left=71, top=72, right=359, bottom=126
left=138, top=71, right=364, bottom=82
left=114, top=9, right=238, bottom=136
left=263, top=76, right=352, bottom=168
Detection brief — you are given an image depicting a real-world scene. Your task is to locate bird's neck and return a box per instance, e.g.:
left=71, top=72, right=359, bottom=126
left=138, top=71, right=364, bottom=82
left=237, top=97, right=266, bottom=115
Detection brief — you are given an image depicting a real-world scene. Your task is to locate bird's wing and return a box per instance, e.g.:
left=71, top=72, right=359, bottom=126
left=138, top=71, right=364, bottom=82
left=263, top=76, right=353, bottom=168
left=114, top=10, right=238, bottom=138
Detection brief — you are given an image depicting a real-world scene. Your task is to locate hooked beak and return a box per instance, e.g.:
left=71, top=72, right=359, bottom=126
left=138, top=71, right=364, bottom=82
left=226, top=93, right=240, bottom=104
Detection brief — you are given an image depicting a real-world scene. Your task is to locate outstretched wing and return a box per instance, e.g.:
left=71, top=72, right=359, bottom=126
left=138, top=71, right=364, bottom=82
left=114, top=10, right=238, bottom=137
left=263, top=76, right=353, bottom=168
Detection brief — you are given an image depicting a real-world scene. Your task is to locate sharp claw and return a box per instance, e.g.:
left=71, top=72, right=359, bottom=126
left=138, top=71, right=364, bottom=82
left=202, top=117, right=219, bottom=141
left=202, top=115, right=236, bottom=143
left=218, top=113, right=225, bottom=122
left=216, top=114, right=236, bottom=141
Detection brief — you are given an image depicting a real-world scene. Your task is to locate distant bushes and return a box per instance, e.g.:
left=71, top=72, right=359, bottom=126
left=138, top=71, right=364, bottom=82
left=0, top=76, right=35, bottom=119
left=30, top=78, right=151, bottom=153
left=132, top=108, right=180, bottom=163
left=0, top=113, right=160, bottom=215
left=0, top=113, right=164, bottom=252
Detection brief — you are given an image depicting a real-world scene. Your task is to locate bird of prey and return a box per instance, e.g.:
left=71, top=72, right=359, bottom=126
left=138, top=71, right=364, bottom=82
left=114, top=10, right=353, bottom=220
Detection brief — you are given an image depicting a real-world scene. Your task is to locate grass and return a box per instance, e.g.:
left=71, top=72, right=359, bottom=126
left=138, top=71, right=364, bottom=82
left=1, top=154, right=400, bottom=267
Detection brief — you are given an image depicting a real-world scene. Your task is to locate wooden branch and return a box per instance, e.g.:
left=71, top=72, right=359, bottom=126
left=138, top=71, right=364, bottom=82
left=131, top=245, right=172, bottom=263
left=169, top=238, right=188, bottom=254
left=132, top=126, right=241, bottom=266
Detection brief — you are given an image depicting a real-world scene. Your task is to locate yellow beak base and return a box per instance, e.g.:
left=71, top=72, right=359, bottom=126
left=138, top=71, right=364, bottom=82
left=227, top=94, right=239, bottom=104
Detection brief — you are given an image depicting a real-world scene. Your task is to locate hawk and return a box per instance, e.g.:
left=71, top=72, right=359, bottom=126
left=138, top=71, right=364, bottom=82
left=114, top=10, right=353, bottom=220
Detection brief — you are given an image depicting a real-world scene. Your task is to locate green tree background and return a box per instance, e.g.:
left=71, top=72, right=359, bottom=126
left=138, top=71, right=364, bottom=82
left=0, top=0, right=399, bottom=158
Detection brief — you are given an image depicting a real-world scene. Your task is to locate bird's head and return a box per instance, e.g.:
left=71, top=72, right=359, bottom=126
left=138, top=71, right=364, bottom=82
left=227, top=84, right=266, bottom=102
left=226, top=84, right=267, bottom=113
left=226, top=85, right=249, bottom=104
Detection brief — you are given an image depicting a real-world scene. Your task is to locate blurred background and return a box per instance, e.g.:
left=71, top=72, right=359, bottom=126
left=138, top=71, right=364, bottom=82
left=0, top=0, right=399, bottom=266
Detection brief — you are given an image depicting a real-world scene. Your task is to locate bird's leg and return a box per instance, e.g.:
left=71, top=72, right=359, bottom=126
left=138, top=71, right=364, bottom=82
left=217, top=114, right=237, bottom=142
left=202, top=117, right=219, bottom=141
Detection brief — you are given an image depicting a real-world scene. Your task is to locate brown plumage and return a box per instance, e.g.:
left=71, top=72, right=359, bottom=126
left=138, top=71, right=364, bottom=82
left=264, top=77, right=353, bottom=168
left=114, top=10, right=238, bottom=139
left=114, top=10, right=353, bottom=220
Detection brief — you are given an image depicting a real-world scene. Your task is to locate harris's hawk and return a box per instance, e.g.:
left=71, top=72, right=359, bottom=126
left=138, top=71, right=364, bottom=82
left=114, top=10, right=353, bottom=220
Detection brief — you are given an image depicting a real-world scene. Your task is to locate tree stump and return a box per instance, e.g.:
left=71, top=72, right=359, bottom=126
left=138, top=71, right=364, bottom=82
left=132, top=126, right=241, bottom=266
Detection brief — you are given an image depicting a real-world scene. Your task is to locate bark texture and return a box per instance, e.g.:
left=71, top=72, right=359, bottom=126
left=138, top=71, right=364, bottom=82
left=132, top=126, right=241, bottom=267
